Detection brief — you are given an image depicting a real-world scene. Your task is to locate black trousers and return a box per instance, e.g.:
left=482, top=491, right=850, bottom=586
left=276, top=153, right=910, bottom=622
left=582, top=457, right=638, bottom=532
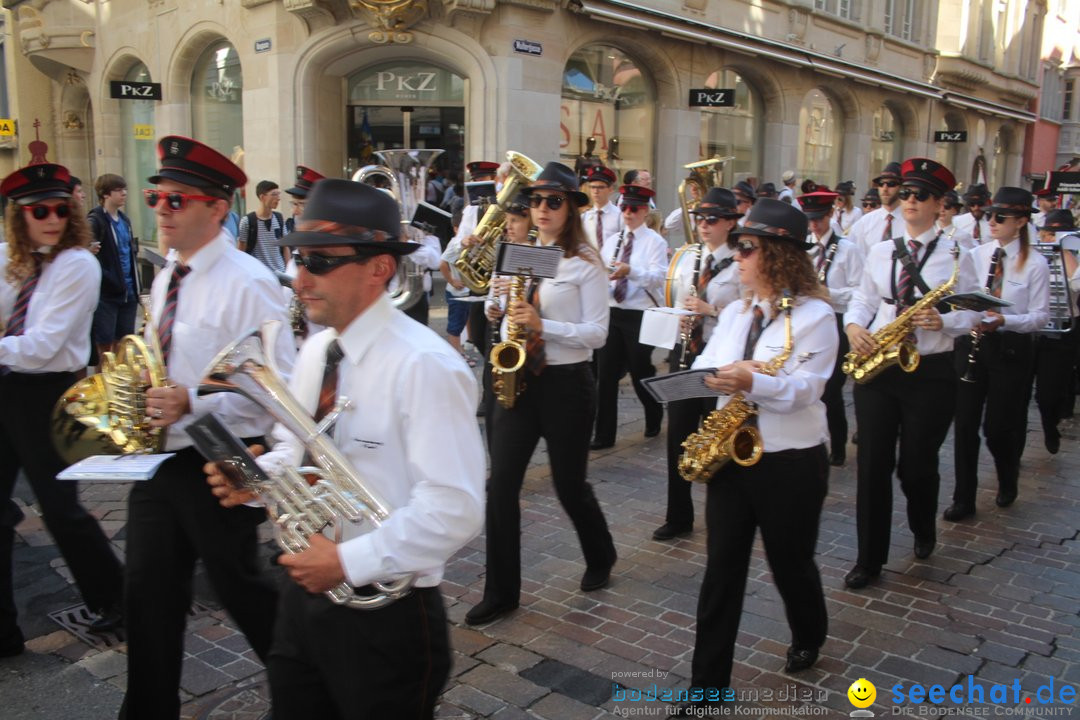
left=952, top=332, right=1035, bottom=505
left=690, top=445, right=829, bottom=691
left=482, top=362, right=615, bottom=604
left=403, top=292, right=430, bottom=326
left=662, top=397, right=714, bottom=529
left=1034, top=326, right=1079, bottom=434
left=594, top=307, right=662, bottom=444
left=822, top=315, right=850, bottom=457
left=268, top=583, right=450, bottom=720
left=0, top=371, right=123, bottom=636
left=853, top=353, right=955, bottom=569
left=121, top=446, right=277, bottom=720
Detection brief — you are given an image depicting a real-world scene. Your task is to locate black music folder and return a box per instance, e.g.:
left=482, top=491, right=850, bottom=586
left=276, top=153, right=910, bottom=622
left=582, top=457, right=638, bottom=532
left=943, top=292, right=1013, bottom=312
left=185, top=413, right=270, bottom=489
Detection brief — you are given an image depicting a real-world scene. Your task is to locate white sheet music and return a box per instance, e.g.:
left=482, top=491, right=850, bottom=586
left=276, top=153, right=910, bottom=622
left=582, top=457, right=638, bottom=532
left=642, top=368, right=725, bottom=404
left=57, top=453, right=175, bottom=482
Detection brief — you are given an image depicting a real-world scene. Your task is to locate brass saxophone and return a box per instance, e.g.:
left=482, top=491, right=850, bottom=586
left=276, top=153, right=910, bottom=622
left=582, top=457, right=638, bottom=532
left=490, top=275, right=528, bottom=408
left=454, top=151, right=542, bottom=293
left=841, top=245, right=960, bottom=384
left=678, top=293, right=795, bottom=483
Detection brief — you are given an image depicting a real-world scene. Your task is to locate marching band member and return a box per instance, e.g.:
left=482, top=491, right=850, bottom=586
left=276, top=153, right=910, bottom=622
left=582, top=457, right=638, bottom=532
left=849, top=162, right=904, bottom=260
left=937, top=190, right=977, bottom=251
left=582, top=165, right=623, bottom=251
left=466, top=162, right=615, bottom=626
left=861, top=187, right=881, bottom=212
left=843, top=159, right=978, bottom=589
left=592, top=184, right=668, bottom=449
left=1031, top=209, right=1080, bottom=454
left=800, top=189, right=864, bottom=467
left=681, top=199, right=837, bottom=712
left=656, top=188, right=742, bottom=541
left=121, top=137, right=296, bottom=719
left=209, top=179, right=485, bottom=719
left=831, top=181, right=862, bottom=237
left=1032, top=188, right=1058, bottom=230
left=283, top=165, right=325, bottom=235
left=732, top=181, right=756, bottom=226
left=945, top=188, right=1049, bottom=520
left=953, top=184, right=991, bottom=244
left=0, top=163, right=124, bottom=655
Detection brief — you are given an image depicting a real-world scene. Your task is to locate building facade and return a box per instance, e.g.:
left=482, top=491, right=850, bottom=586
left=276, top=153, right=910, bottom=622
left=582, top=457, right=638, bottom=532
left=1, top=0, right=1044, bottom=245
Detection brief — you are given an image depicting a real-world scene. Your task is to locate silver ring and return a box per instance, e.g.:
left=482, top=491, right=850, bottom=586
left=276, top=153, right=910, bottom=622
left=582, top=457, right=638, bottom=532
left=156, top=408, right=163, bottom=417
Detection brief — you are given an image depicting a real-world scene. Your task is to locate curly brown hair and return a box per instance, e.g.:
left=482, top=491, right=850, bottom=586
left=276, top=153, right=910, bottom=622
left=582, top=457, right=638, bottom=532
left=4, top=201, right=91, bottom=284
left=743, top=235, right=829, bottom=311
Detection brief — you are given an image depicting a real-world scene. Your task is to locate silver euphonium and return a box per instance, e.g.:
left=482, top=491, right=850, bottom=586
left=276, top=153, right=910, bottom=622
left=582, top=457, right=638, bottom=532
left=199, top=323, right=413, bottom=610
left=352, top=149, right=445, bottom=312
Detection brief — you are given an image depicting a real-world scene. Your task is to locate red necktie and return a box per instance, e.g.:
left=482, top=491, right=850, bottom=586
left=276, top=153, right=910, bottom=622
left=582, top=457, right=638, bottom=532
left=697, top=253, right=715, bottom=295
left=303, top=339, right=345, bottom=480
left=882, top=213, right=893, bottom=243
left=157, top=263, right=191, bottom=363
left=613, top=231, right=635, bottom=303
left=742, top=306, right=765, bottom=360
left=525, top=280, right=547, bottom=375
left=896, top=240, right=922, bottom=308
left=973, top=218, right=981, bottom=242
left=4, top=253, right=43, bottom=337
left=595, top=208, right=605, bottom=250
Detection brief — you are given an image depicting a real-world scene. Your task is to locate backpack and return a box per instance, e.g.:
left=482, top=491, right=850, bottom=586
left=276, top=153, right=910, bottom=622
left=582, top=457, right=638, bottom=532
left=245, top=211, right=284, bottom=254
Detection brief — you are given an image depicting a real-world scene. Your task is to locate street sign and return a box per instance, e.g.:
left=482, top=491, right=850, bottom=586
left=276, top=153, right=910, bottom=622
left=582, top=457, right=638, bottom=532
left=933, top=131, right=967, bottom=143
left=689, top=89, right=735, bottom=107
left=110, top=81, right=162, bottom=101
left=255, top=38, right=272, bottom=53
left=1048, top=171, right=1080, bottom=194
left=0, top=119, right=14, bottom=137
left=513, top=39, right=542, bottom=56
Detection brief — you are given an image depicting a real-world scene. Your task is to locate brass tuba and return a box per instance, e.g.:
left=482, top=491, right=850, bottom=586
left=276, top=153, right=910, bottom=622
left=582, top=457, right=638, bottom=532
left=51, top=304, right=167, bottom=465
left=199, top=324, right=413, bottom=610
left=678, top=293, right=795, bottom=483
left=352, top=149, right=444, bottom=311
left=454, top=151, right=543, bottom=294
left=490, top=274, right=528, bottom=408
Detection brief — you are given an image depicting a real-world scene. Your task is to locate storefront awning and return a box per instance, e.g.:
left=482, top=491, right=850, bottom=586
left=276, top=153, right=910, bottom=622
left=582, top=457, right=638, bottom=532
left=575, top=0, right=1033, bottom=118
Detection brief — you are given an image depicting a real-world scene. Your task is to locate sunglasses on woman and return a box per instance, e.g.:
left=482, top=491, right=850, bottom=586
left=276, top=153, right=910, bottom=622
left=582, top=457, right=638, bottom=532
left=291, top=249, right=373, bottom=276
left=897, top=187, right=935, bottom=202
left=528, top=194, right=566, bottom=211
left=734, top=240, right=760, bottom=258
left=621, top=204, right=646, bottom=214
left=696, top=215, right=724, bottom=226
left=989, top=212, right=1025, bottom=224
left=22, top=203, right=71, bottom=221
left=143, top=189, right=222, bottom=211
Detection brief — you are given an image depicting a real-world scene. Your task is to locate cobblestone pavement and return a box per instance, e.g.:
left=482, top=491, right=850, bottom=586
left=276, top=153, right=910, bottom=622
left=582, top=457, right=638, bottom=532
left=3, top=298, right=1079, bottom=719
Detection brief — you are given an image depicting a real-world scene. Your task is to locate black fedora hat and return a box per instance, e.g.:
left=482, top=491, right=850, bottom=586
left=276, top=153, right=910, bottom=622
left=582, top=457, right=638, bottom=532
left=963, top=183, right=990, bottom=204
left=1040, top=209, right=1077, bottom=232
left=835, top=180, right=855, bottom=196
left=522, top=162, right=588, bottom=207
left=732, top=181, right=756, bottom=204
left=506, top=191, right=531, bottom=218
left=872, top=162, right=902, bottom=185
left=279, top=178, right=417, bottom=255
left=729, top=198, right=812, bottom=248
left=692, top=187, right=743, bottom=218
left=986, top=186, right=1034, bottom=216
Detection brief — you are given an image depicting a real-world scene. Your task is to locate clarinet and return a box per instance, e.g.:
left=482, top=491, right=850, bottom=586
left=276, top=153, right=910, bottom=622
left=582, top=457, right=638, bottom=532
left=817, top=239, right=839, bottom=284
left=607, top=229, right=626, bottom=274
left=960, top=247, right=1002, bottom=384
left=678, top=243, right=706, bottom=370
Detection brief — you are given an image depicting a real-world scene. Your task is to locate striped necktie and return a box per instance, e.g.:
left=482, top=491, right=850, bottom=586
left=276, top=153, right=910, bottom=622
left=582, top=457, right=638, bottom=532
left=158, top=263, right=192, bottom=364
left=972, top=218, right=981, bottom=242
left=595, top=208, right=605, bottom=250
left=896, top=240, right=922, bottom=309
left=613, top=231, right=635, bottom=303
left=882, top=212, right=893, bottom=243
left=4, top=253, right=43, bottom=337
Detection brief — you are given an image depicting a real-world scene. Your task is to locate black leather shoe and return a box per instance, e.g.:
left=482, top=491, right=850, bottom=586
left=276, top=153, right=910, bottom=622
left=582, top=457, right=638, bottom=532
left=87, top=605, right=123, bottom=634
left=644, top=423, right=662, bottom=439
left=589, top=440, right=614, bottom=451
left=581, top=555, right=615, bottom=592
left=652, top=523, right=693, bottom=541
left=1045, top=429, right=1060, bottom=455
left=464, top=599, right=519, bottom=626
left=943, top=503, right=975, bottom=522
left=995, top=491, right=1017, bottom=508
left=0, top=627, right=24, bottom=658
left=784, top=646, right=819, bottom=673
left=829, top=452, right=845, bottom=467
left=851, top=432, right=859, bottom=445
left=913, top=538, right=935, bottom=560
left=844, top=565, right=881, bottom=589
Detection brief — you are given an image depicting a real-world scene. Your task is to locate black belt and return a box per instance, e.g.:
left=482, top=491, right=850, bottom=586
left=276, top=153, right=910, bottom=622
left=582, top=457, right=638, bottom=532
left=0, top=369, right=76, bottom=383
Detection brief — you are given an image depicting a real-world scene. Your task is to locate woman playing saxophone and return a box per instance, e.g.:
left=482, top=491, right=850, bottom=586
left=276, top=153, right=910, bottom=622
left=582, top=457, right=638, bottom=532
left=677, top=199, right=838, bottom=714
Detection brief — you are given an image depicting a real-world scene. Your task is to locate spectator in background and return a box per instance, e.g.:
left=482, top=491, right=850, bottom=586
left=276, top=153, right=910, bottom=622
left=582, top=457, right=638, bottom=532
left=87, top=173, right=139, bottom=362
left=69, top=176, right=87, bottom=208
left=779, top=171, right=798, bottom=206
left=238, top=180, right=288, bottom=273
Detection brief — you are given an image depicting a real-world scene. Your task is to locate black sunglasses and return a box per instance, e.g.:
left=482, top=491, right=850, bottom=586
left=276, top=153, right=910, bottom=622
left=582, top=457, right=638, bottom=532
left=292, top=249, right=373, bottom=276
left=529, top=194, right=566, bottom=211
left=875, top=180, right=900, bottom=188
left=696, top=215, right=725, bottom=226
left=861, top=202, right=877, bottom=208
left=898, top=187, right=936, bottom=202
left=22, top=203, right=71, bottom=220
left=734, top=240, right=760, bottom=258
left=144, top=189, right=221, bottom=211
left=990, top=212, right=1025, bottom=224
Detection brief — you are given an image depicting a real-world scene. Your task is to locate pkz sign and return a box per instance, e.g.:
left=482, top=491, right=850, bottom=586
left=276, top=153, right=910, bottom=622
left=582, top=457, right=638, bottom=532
left=934, top=131, right=968, bottom=143
left=110, top=81, right=162, bottom=101
left=689, top=89, right=735, bottom=108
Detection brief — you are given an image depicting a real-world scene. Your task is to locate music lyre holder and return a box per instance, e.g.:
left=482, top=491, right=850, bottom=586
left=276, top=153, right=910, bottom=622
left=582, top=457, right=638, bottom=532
left=942, top=292, right=1013, bottom=313
left=494, top=241, right=563, bottom=280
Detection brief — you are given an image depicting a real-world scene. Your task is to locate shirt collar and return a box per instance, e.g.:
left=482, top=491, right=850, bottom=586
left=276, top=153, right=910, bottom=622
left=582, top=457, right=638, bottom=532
left=749, top=294, right=774, bottom=322
left=997, top=238, right=1020, bottom=258
left=905, top=226, right=939, bottom=246
left=337, top=292, right=393, bottom=366
left=180, top=231, right=228, bottom=272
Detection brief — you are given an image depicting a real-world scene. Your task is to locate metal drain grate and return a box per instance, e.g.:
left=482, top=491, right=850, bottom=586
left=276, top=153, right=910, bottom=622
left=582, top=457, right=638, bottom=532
left=49, top=601, right=214, bottom=651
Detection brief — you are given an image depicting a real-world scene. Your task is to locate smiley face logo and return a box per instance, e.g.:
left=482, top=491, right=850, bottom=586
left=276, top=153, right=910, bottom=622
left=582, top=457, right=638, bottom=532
left=848, top=678, right=876, bottom=708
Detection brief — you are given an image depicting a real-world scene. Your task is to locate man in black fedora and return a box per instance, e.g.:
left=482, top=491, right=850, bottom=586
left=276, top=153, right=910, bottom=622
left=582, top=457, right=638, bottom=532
left=954, top=183, right=991, bottom=244
left=849, top=161, right=904, bottom=258
left=206, top=178, right=485, bottom=719
left=123, top=135, right=297, bottom=719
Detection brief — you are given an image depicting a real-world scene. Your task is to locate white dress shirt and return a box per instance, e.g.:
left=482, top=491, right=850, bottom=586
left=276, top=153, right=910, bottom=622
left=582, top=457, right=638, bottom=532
left=600, top=225, right=667, bottom=310
left=850, top=206, right=904, bottom=260
left=491, top=246, right=610, bottom=365
left=451, top=204, right=480, bottom=247
left=0, top=246, right=99, bottom=373
left=833, top=206, right=863, bottom=237
left=583, top=201, right=623, bottom=251
left=691, top=296, right=838, bottom=452
left=937, top=221, right=977, bottom=252
left=808, top=230, right=863, bottom=314
left=257, top=294, right=485, bottom=589
left=970, top=239, right=1050, bottom=334
left=845, top=227, right=979, bottom=356
left=953, top=212, right=991, bottom=245
left=403, top=233, right=441, bottom=293
left=663, top=208, right=689, bottom=248
left=149, top=230, right=296, bottom=451
left=701, top=244, right=741, bottom=340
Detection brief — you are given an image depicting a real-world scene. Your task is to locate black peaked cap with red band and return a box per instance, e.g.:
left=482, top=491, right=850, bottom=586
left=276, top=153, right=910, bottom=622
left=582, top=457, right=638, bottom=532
left=278, top=178, right=418, bottom=255
left=285, top=165, right=326, bottom=198
left=585, top=166, right=617, bottom=186
left=900, top=157, right=955, bottom=197
left=148, top=136, right=246, bottom=195
left=799, top=190, right=840, bottom=220
left=1, top=163, right=73, bottom=204
left=620, top=184, right=655, bottom=207
left=466, top=161, right=500, bottom=179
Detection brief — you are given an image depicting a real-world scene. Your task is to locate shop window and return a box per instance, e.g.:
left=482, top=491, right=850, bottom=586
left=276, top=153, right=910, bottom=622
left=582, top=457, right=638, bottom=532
left=869, top=104, right=903, bottom=179
left=121, top=62, right=157, bottom=246
left=699, top=69, right=762, bottom=186
left=191, top=41, right=243, bottom=162
left=797, top=89, right=842, bottom=189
